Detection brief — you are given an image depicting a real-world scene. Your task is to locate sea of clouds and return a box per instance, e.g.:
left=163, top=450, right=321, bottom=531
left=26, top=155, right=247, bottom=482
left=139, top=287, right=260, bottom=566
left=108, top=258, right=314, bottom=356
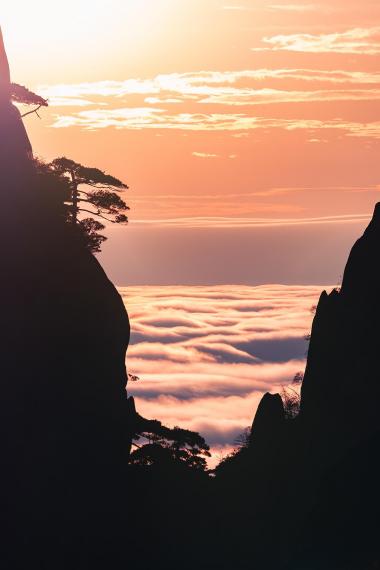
left=120, top=284, right=327, bottom=464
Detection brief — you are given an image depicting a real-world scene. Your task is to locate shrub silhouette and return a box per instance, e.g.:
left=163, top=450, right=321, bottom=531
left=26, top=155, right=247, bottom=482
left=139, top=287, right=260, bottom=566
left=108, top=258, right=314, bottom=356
left=131, top=422, right=211, bottom=471
left=281, top=386, right=301, bottom=420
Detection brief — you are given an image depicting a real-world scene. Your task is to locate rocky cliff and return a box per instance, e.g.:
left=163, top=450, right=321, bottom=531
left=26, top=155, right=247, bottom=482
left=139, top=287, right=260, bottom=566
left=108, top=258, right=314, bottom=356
left=214, top=205, right=380, bottom=569
left=0, top=30, right=132, bottom=567
left=301, top=202, right=380, bottom=437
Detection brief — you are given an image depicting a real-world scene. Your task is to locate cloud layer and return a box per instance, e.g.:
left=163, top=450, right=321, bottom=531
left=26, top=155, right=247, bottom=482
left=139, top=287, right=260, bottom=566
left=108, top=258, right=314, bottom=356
left=36, top=66, right=380, bottom=138
left=39, top=68, right=380, bottom=103
left=49, top=109, right=380, bottom=139
left=121, top=284, right=324, bottom=464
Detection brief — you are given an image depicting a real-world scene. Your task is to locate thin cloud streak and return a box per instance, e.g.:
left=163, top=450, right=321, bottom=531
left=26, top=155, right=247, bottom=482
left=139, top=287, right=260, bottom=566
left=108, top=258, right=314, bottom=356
left=39, top=68, right=380, bottom=104
left=200, top=88, right=380, bottom=105
left=192, top=152, right=219, bottom=158
left=269, top=4, right=318, bottom=12
left=50, top=109, right=380, bottom=139
left=130, top=213, right=371, bottom=228
left=253, top=27, right=380, bottom=55
left=128, top=186, right=378, bottom=222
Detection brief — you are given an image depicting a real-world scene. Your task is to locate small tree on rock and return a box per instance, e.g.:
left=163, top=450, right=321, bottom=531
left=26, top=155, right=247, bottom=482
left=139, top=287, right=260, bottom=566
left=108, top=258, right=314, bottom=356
left=49, top=157, right=129, bottom=252
left=11, top=83, right=48, bottom=117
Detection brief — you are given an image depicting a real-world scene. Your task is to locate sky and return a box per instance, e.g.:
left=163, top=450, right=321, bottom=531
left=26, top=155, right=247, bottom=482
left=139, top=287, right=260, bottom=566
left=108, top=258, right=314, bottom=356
left=4, top=0, right=379, bottom=284
left=4, top=0, right=380, bottom=461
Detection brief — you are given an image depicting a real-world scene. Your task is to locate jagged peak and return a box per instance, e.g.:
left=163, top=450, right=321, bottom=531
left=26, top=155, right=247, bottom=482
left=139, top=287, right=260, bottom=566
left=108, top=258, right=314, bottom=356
left=364, top=201, right=380, bottom=235
left=250, top=392, right=284, bottom=442
left=338, top=201, right=380, bottom=299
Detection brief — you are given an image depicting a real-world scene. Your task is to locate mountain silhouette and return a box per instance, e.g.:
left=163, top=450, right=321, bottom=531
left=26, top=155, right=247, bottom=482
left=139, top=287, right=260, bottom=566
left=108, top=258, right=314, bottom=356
left=0, top=30, right=134, bottom=568
left=0, top=27, right=379, bottom=570
left=213, top=204, right=380, bottom=569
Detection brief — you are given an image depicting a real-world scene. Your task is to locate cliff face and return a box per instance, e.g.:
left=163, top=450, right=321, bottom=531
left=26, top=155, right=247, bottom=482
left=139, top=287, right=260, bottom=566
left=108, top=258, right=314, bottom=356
left=215, top=205, right=380, bottom=569
left=301, top=204, right=380, bottom=438
left=0, top=32, right=131, bottom=564
left=245, top=203, right=380, bottom=461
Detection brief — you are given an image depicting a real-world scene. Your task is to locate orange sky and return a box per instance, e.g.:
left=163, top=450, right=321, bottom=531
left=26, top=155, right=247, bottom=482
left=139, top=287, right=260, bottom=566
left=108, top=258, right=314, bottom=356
left=4, top=1, right=380, bottom=461
left=5, top=0, right=380, bottom=242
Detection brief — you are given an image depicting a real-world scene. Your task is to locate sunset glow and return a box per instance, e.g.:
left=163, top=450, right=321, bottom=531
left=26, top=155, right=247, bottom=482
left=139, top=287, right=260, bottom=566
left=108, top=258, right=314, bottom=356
left=7, top=0, right=380, bottom=462
left=122, top=284, right=321, bottom=464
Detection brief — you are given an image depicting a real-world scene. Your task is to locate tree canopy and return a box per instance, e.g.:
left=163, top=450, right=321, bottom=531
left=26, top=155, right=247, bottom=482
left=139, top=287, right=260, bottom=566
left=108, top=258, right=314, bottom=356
left=131, top=419, right=211, bottom=471
left=49, top=157, right=129, bottom=252
left=11, top=83, right=48, bottom=117
left=10, top=80, right=128, bottom=254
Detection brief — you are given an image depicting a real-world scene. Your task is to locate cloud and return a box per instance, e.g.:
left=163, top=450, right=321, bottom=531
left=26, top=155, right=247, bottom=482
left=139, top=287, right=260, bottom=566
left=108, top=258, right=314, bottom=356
left=38, top=79, right=161, bottom=100
left=253, top=27, right=380, bottom=55
left=145, top=97, right=184, bottom=104
left=199, top=88, right=380, bottom=106
left=268, top=3, right=317, bottom=11
left=136, top=392, right=263, bottom=442
left=122, top=284, right=325, bottom=463
left=39, top=68, right=380, bottom=105
left=121, top=185, right=378, bottom=225
left=131, top=213, right=371, bottom=228
left=46, top=97, right=98, bottom=107
left=192, top=152, right=219, bottom=158
left=50, top=108, right=380, bottom=139
left=38, top=68, right=380, bottom=136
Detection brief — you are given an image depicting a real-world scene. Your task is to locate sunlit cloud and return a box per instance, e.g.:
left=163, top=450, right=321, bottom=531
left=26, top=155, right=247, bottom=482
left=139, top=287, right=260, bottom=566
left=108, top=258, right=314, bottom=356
left=200, top=88, right=380, bottom=106
left=122, top=284, right=324, bottom=461
left=38, top=68, right=380, bottom=136
left=50, top=108, right=380, bottom=139
left=39, top=68, right=380, bottom=104
left=46, top=97, right=98, bottom=107
left=145, top=97, right=183, bottom=104
left=192, top=152, right=219, bottom=158
left=253, top=27, right=380, bottom=55
left=39, top=79, right=160, bottom=99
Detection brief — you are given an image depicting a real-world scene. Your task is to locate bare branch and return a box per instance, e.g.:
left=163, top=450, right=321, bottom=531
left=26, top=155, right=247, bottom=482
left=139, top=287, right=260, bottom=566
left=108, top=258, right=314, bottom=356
left=21, top=104, right=43, bottom=119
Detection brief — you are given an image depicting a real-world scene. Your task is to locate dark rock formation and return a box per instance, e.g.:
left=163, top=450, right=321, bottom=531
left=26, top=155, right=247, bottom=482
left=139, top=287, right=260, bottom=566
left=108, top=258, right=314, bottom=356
left=290, top=206, right=380, bottom=566
left=249, top=392, right=284, bottom=442
left=0, top=30, right=132, bottom=567
left=301, top=204, right=380, bottom=438
left=0, top=28, right=10, bottom=97
left=0, top=28, right=32, bottom=177
left=214, top=204, right=380, bottom=569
